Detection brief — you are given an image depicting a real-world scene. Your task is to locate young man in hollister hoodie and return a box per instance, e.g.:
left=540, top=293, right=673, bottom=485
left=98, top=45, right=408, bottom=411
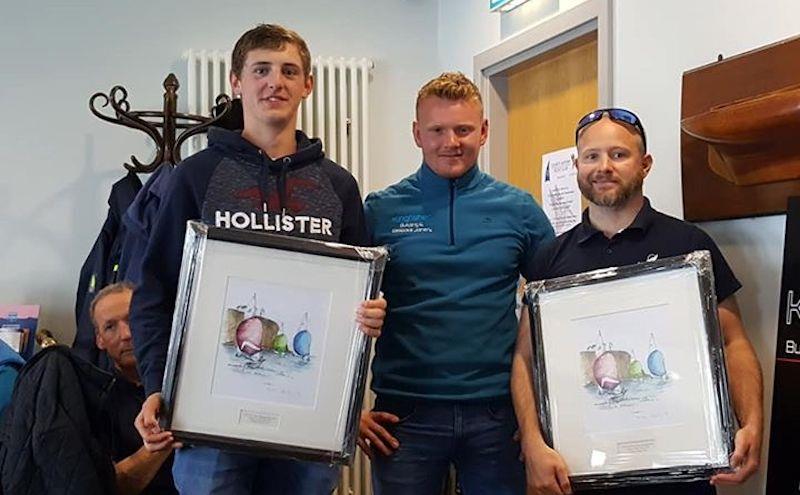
left=130, top=24, right=386, bottom=494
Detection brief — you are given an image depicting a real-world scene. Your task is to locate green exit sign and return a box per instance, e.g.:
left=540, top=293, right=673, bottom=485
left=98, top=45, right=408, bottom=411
left=490, top=0, right=529, bottom=12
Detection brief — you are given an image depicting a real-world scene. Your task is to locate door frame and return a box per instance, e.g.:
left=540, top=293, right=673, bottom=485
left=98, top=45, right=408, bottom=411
left=473, top=0, right=613, bottom=181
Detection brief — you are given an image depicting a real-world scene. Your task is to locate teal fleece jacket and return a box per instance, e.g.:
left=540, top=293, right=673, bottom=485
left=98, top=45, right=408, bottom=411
left=365, top=163, right=554, bottom=400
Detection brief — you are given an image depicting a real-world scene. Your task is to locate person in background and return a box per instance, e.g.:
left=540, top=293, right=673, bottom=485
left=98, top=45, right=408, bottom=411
left=91, top=281, right=177, bottom=495
left=0, top=339, right=25, bottom=416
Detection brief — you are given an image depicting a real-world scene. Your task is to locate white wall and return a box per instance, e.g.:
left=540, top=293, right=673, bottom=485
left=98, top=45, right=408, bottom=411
left=438, top=0, right=501, bottom=76
left=439, top=1, right=798, bottom=493
left=501, top=0, right=560, bottom=37
left=0, top=0, right=438, bottom=343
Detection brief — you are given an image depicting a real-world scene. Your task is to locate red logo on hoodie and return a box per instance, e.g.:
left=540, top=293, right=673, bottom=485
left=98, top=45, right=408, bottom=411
left=235, top=178, right=319, bottom=212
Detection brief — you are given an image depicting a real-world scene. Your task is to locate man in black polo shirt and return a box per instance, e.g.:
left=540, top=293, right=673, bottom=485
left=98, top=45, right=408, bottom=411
left=92, top=282, right=177, bottom=494
left=511, top=109, right=763, bottom=495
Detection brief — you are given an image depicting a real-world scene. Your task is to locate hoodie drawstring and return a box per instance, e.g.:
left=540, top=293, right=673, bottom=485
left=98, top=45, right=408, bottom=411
left=277, top=157, right=291, bottom=213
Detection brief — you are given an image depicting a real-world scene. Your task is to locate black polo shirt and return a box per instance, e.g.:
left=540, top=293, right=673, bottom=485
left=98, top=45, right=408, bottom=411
left=530, top=198, right=741, bottom=302
left=107, top=372, right=177, bottom=494
left=528, top=198, right=739, bottom=495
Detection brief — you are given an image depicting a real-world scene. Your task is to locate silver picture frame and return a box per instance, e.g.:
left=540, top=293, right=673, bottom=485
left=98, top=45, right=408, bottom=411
left=524, top=251, right=735, bottom=489
left=161, top=221, right=387, bottom=464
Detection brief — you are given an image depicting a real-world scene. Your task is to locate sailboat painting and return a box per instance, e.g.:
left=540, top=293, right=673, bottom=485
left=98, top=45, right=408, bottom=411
left=549, top=296, right=716, bottom=438
left=210, top=276, right=334, bottom=408
left=581, top=329, right=673, bottom=408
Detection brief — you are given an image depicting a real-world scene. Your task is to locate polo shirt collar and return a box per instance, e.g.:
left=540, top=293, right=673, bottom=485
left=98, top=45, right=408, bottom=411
left=577, top=197, right=656, bottom=244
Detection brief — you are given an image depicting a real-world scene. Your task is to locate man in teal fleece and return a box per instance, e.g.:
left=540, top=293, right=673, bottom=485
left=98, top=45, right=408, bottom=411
left=359, top=72, right=554, bottom=495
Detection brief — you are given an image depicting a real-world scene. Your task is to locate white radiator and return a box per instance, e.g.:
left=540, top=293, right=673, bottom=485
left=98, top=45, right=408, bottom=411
left=184, top=50, right=373, bottom=193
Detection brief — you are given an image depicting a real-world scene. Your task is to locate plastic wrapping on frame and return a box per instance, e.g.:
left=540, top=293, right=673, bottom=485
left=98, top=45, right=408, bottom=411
left=161, top=220, right=208, bottom=423
left=523, top=250, right=736, bottom=490
left=338, top=240, right=388, bottom=465
left=161, top=220, right=388, bottom=465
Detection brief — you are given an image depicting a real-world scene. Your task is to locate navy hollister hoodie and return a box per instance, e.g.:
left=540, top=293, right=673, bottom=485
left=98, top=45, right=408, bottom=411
left=130, top=127, right=367, bottom=396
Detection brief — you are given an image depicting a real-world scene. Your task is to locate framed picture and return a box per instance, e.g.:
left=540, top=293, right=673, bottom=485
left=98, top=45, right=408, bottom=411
left=0, top=305, right=40, bottom=359
left=524, top=251, right=735, bottom=489
left=161, top=221, right=387, bottom=464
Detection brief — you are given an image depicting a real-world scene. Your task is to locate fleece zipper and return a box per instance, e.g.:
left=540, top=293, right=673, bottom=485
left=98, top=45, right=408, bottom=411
left=449, top=180, right=455, bottom=245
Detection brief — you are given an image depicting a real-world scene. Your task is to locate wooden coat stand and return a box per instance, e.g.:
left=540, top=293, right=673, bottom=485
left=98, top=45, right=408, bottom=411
left=89, top=73, right=232, bottom=173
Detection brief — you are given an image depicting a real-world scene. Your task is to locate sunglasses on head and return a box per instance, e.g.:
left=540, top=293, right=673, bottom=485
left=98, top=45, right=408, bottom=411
left=574, top=108, right=647, bottom=152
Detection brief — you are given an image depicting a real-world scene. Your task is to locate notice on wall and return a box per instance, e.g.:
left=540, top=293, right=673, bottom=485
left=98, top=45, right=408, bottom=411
left=541, top=147, right=581, bottom=235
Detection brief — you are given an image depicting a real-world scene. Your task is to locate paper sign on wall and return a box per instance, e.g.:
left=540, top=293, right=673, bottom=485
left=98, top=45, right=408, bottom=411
left=541, top=147, right=581, bottom=235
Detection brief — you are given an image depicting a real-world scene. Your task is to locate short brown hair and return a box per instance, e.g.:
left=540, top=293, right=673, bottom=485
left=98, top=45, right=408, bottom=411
left=90, top=281, right=134, bottom=330
left=231, top=24, right=312, bottom=78
left=416, top=72, right=483, bottom=116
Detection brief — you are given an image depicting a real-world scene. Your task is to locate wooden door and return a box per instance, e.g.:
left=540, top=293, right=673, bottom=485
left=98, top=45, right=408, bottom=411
left=507, top=32, right=598, bottom=202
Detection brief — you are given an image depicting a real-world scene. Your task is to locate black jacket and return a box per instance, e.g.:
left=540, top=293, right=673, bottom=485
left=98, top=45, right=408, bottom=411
left=73, top=172, right=142, bottom=369
left=0, top=346, right=117, bottom=495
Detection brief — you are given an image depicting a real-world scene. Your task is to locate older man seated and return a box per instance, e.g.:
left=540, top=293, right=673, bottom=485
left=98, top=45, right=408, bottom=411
left=91, top=281, right=177, bottom=495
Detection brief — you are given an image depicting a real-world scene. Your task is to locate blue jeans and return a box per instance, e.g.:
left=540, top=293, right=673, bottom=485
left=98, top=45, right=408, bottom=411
left=371, top=396, right=525, bottom=495
left=172, top=446, right=339, bottom=494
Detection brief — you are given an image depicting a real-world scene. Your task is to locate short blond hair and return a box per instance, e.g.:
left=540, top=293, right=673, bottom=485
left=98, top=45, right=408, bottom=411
left=416, top=72, right=483, bottom=117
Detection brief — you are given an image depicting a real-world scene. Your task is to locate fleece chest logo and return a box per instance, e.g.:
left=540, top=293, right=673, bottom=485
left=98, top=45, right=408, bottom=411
left=215, top=210, right=333, bottom=236
left=390, top=214, right=433, bottom=234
